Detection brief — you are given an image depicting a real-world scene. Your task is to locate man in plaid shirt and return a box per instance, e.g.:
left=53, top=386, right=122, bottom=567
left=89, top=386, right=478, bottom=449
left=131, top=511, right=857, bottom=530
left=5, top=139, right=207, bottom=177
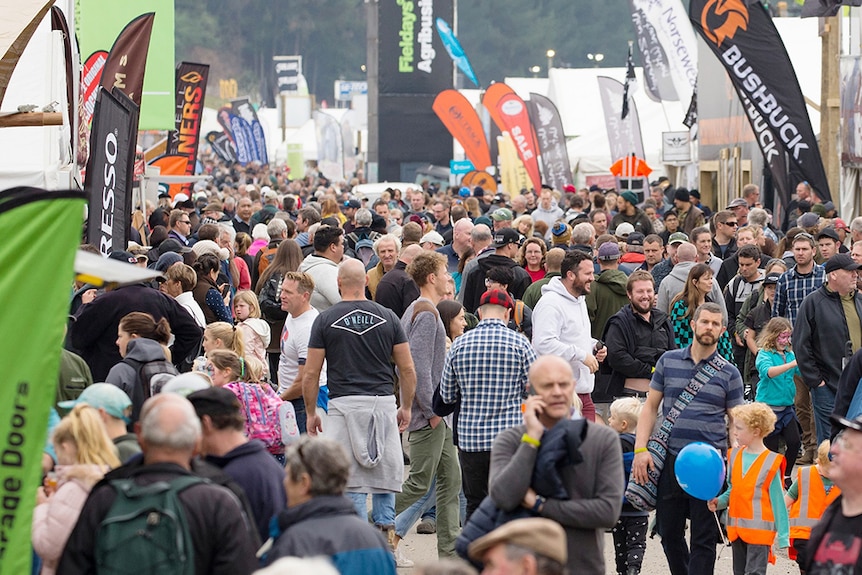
left=438, top=289, right=537, bottom=521
left=772, top=231, right=825, bottom=464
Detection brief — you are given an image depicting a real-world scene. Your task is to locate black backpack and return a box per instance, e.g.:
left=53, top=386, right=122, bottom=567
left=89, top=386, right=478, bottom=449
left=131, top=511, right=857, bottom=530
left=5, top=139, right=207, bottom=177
left=95, top=475, right=204, bottom=575
left=123, top=358, right=180, bottom=423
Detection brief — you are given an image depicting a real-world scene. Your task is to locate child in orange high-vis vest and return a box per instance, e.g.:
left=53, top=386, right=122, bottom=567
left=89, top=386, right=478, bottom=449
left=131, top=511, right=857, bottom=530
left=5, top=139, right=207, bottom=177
left=709, top=402, right=790, bottom=575
left=784, top=440, right=840, bottom=574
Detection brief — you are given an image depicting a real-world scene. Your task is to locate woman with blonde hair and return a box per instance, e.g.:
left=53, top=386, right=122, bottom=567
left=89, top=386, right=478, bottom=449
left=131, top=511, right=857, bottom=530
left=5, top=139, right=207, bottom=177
left=669, top=264, right=734, bottom=361
left=233, top=290, right=271, bottom=379
left=320, top=198, right=346, bottom=224
left=464, top=197, right=482, bottom=219
left=32, top=405, right=120, bottom=575
left=756, top=317, right=801, bottom=478
left=513, top=214, right=535, bottom=239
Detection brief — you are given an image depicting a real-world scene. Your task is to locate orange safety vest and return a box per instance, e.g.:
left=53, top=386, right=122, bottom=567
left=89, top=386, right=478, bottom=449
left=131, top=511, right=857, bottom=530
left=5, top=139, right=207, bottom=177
left=788, top=465, right=841, bottom=540
left=726, top=448, right=784, bottom=546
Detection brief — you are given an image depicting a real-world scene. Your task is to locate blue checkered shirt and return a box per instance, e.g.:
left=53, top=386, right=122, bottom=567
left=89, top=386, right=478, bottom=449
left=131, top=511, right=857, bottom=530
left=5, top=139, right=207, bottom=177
left=439, top=318, right=537, bottom=452
left=772, top=264, right=825, bottom=325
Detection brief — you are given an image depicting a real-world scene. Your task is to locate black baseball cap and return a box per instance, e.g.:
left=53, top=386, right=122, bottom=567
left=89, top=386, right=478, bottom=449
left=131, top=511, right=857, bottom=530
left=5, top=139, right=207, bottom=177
left=824, top=253, right=862, bottom=274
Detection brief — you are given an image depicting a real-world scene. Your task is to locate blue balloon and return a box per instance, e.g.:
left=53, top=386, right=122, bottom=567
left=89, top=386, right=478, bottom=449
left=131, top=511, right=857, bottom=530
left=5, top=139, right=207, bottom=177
left=674, top=442, right=726, bottom=500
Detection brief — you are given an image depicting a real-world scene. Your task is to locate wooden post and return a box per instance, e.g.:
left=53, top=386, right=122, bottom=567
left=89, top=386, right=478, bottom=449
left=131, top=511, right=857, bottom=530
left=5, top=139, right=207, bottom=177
left=821, top=15, right=841, bottom=200
left=0, top=112, right=62, bottom=128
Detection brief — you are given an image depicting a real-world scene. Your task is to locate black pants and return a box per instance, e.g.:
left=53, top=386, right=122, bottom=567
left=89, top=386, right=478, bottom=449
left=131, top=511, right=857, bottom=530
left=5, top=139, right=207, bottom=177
left=656, top=454, right=720, bottom=575
left=613, top=515, right=649, bottom=574
left=458, top=449, right=491, bottom=523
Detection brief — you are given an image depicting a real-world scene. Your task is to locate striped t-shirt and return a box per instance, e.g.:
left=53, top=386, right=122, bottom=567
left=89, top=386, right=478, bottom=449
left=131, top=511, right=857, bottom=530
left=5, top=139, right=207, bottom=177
left=651, top=346, right=744, bottom=455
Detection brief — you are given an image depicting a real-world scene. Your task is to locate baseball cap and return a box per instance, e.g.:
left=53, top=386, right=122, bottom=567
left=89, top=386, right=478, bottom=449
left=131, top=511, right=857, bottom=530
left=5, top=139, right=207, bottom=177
left=817, top=227, right=839, bottom=242
left=668, top=232, right=689, bottom=245
left=479, top=288, right=514, bottom=310
left=726, top=198, right=748, bottom=209
left=58, top=383, right=132, bottom=423
left=614, top=222, right=635, bottom=237
left=798, top=212, right=820, bottom=228
left=420, top=231, right=445, bottom=247
left=343, top=199, right=361, bottom=209
left=172, top=193, right=190, bottom=208
left=834, top=218, right=849, bottom=231
left=491, top=208, right=514, bottom=222
left=492, top=228, right=522, bottom=248
left=107, top=250, right=137, bottom=265
left=469, top=518, right=567, bottom=565
left=157, top=238, right=192, bottom=255
left=627, top=232, right=645, bottom=246
left=825, top=253, right=862, bottom=274
left=763, top=272, right=782, bottom=286
left=262, top=187, right=277, bottom=201
left=597, top=242, right=621, bottom=261
left=188, top=386, right=241, bottom=419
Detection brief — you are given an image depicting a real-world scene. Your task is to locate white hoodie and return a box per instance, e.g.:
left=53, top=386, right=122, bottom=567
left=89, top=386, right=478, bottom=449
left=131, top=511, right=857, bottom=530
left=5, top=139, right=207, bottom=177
left=531, top=276, right=596, bottom=393
left=298, top=254, right=341, bottom=311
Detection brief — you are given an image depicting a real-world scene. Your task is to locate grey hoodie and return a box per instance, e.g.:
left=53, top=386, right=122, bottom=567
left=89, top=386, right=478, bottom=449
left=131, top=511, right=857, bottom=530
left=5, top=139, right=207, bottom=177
left=298, top=254, right=341, bottom=311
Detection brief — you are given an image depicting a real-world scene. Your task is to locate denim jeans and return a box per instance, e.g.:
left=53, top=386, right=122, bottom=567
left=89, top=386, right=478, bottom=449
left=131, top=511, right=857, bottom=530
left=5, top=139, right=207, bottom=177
left=656, top=453, right=720, bottom=575
left=347, top=492, right=395, bottom=527
left=811, top=384, right=836, bottom=445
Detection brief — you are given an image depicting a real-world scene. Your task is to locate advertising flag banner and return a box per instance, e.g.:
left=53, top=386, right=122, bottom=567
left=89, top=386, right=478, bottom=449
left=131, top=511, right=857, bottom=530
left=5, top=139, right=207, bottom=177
left=630, top=0, right=698, bottom=107
left=461, top=170, right=498, bottom=192
left=630, top=0, right=677, bottom=102
left=481, top=82, right=517, bottom=135
left=841, top=56, right=862, bottom=166
left=598, top=76, right=646, bottom=160
left=206, top=131, right=238, bottom=163
left=498, top=134, right=531, bottom=195
left=148, top=154, right=189, bottom=199
left=527, top=93, right=573, bottom=192
left=85, top=88, right=140, bottom=256
left=314, top=111, right=345, bottom=182
left=433, top=89, right=492, bottom=170
left=435, top=18, right=479, bottom=87
left=167, top=63, right=209, bottom=194
left=494, top=92, right=542, bottom=192
left=232, top=98, right=268, bottom=165
left=0, top=186, right=86, bottom=575
left=98, top=13, right=155, bottom=108
left=690, top=0, right=831, bottom=202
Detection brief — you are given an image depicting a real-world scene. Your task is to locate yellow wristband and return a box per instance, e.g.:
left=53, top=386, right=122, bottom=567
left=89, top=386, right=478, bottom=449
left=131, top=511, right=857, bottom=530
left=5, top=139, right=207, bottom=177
left=634, top=447, right=648, bottom=454
left=521, top=434, right=541, bottom=448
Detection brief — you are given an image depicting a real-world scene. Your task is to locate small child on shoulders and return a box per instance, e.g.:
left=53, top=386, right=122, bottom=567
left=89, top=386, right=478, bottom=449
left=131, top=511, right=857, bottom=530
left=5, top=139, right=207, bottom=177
left=608, top=397, right=648, bottom=575
left=709, top=402, right=789, bottom=575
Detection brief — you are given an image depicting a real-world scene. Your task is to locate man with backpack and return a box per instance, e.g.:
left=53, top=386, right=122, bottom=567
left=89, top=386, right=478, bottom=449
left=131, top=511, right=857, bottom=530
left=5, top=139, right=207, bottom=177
left=345, top=208, right=382, bottom=268
left=58, top=393, right=259, bottom=575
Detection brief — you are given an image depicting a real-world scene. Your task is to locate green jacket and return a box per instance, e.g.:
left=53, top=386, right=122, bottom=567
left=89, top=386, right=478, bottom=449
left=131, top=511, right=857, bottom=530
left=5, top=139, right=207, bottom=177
left=586, top=269, right=629, bottom=340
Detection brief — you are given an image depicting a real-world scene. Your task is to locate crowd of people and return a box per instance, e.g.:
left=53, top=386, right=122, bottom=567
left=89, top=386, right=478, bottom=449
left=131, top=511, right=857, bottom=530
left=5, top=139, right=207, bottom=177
left=40, top=164, right=862, bottom=575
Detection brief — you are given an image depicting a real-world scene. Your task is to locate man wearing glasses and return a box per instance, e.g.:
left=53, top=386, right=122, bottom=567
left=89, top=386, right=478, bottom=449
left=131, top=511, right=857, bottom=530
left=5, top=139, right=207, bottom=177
left=711, top=210, right=739, bottom=260
left=168, top=208, right=193, bottom=246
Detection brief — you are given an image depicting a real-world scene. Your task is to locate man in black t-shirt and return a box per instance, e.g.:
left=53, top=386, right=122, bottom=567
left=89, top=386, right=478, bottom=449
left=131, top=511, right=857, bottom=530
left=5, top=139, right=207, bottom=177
left=803, top=414, right=862, bottom=573
left=302, top=258, right=417, bottom=542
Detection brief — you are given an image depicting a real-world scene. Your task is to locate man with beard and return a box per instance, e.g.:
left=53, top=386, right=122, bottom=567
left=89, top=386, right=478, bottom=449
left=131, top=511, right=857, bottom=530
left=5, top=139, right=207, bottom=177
left=603, top=270, right=676, bottom=400
left=632, top=302, right=744, bottom=575
left=532, top=250, right=608, bottom=422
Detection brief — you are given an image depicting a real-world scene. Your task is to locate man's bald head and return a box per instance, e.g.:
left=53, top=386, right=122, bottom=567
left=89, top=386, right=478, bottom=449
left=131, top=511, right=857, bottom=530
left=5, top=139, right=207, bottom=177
left=528, top=354, right=574, bottom=383
left=675, top=242, right=697, bottom=263
left=399, top=243, right=424, bottom=265
left=545, top=248, right=566, bottom=273
left=337, top=258, right=368, bottom=289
